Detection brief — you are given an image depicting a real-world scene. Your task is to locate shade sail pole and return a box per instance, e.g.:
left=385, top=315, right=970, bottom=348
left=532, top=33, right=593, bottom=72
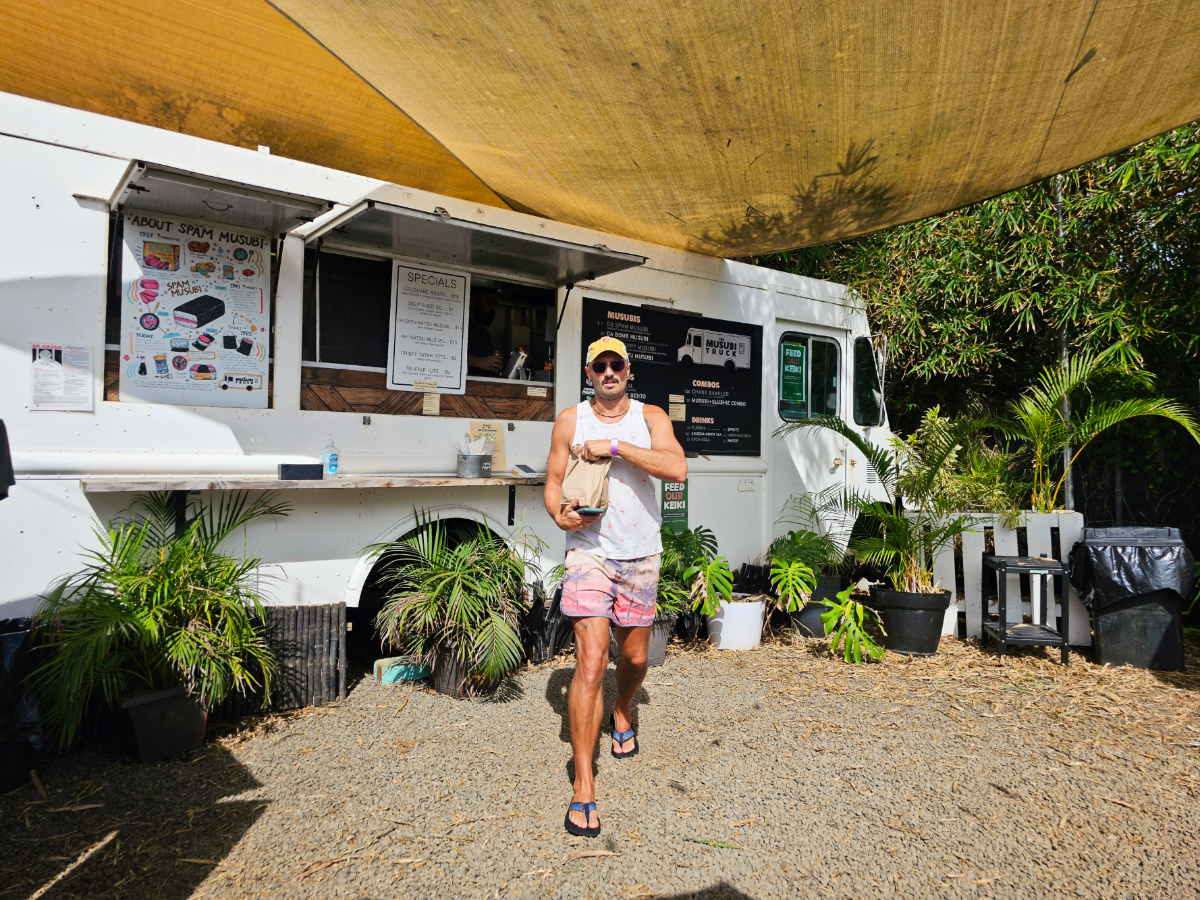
left=1054, top=174, right=1074, bottom=512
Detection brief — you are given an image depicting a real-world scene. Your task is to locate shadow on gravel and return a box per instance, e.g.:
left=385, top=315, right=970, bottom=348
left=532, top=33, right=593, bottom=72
left=0, top=741, right=264, bottom=900
left=546, top=668, right=651, bottom=782
left=654, top=883, right=756, bottom=899
left=1152, top=629, right=1200, bottom=692
left=479, top=675, right=525, bottom=704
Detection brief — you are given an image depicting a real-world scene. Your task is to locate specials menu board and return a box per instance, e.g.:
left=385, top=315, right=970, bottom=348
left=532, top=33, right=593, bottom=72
left=580, top=298, right=762, bottom=456
left=118, top=210, right=271, bottom=408
left=387, top=263, right=470, bottom=394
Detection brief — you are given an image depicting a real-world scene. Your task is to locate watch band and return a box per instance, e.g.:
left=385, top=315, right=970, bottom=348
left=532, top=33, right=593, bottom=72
left=610, top=438, right=619, bottom=457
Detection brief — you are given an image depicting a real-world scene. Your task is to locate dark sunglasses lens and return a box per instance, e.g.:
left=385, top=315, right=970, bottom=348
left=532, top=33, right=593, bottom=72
left=590, top=359, right=627, bottom=374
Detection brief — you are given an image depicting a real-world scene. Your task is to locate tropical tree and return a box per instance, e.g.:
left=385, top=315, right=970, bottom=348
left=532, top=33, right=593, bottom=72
left=32, top=492, right=288, bottom=747
left=372, top=515, right=542, bottom=685
left=776, top=415, right=978, bottom=593
left=999, top=345, right=1200, bottom=512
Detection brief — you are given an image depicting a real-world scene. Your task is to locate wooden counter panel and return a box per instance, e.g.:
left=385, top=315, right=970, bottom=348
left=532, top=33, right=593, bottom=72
left=300, top=366, right=554, bottom=420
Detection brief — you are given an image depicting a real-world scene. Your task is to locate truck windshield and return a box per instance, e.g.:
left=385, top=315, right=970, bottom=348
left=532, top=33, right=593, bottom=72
left=853, top=336, right=885, bottom=426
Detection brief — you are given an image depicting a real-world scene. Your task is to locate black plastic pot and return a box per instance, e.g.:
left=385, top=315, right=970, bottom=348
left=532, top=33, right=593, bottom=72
left=432, top=644, right=468, bottom=699
left=120, top=686, right=206, bottom=762
left=870, top=587, right=951, bottom=656
left=791, top=576, right=845, bottom=637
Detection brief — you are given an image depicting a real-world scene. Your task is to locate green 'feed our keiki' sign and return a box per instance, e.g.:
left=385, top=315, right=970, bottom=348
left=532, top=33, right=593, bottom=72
left=661, top=479, right=688, bottom=533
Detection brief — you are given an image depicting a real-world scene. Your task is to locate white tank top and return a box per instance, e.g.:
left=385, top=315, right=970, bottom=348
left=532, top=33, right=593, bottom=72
left=566, top=399, right=663, bottom=560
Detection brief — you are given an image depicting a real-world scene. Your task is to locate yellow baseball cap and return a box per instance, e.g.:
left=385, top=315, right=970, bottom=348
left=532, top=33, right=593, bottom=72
left=586, top=336, right=629, bottom=364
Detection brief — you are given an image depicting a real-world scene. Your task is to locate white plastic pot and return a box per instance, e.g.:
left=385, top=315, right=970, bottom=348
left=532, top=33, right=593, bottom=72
left=706, top=594, right=765, bottom=650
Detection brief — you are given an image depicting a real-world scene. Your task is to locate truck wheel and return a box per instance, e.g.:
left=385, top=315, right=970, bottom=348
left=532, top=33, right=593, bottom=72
left=680, top=355, right=693, bottom=365
left=724, top=359, right=736, bottom=370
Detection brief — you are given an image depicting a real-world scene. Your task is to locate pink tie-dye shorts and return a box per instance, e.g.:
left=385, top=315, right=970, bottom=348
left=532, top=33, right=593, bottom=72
left=559, top=549, right=661, bottom=627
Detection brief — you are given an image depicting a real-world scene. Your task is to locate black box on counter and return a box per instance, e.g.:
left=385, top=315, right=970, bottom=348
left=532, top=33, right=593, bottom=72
left=278, top=464, right=323, bottom=481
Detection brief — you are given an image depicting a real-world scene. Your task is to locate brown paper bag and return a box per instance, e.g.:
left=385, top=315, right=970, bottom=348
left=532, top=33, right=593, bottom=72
left=560, top=444, right=610, bottom=511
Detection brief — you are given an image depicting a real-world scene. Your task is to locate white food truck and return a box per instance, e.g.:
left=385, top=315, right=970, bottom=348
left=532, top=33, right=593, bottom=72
left=677, top=328, right=752, bottom=369
left=0, top=93, right=892, bottom=622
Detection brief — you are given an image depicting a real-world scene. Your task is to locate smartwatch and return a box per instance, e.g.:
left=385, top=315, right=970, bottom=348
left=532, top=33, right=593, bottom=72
left=610, top=438, right=619, bottom=458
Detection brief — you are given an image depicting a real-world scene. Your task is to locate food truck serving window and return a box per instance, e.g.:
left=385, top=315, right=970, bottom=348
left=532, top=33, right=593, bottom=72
left=300, top=248, right=557, bottom=418
left=778, top=333, right=839, bottom=421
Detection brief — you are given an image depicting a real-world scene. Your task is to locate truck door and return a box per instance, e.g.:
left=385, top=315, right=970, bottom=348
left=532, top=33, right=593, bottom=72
left=768, top=325, right=847, bottom=536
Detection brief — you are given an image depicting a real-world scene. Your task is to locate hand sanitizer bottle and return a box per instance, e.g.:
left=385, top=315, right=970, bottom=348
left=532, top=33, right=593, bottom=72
left=321, top=434, right=341, bottom=478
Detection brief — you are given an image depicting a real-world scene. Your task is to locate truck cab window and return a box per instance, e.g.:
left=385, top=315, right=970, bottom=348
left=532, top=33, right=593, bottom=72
left=777, top=333, right=838, bottom=421
left=853, top=336, right=885, bottom=426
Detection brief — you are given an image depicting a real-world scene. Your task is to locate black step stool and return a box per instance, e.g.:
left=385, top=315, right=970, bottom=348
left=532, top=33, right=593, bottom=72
left=980, top=555, right=1070, bottom=666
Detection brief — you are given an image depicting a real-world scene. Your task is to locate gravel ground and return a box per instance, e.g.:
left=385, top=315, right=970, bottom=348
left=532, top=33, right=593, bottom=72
left=4, top=633, right=1200, bottom=900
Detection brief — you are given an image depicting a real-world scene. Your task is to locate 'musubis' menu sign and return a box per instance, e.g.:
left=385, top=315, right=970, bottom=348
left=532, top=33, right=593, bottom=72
left=580, top=297, right=762, bottom=456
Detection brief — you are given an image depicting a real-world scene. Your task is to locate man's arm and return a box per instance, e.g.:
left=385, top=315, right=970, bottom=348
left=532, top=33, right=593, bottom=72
left=580, top=405, right=688, bottom=482
left=544, top=407, right=599, bottom=531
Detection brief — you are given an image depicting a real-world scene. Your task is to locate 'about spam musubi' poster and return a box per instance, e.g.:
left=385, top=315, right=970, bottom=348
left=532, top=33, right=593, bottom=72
left=118, top=210, right=271, bottom=408
left=579, top=297, right=762, bottom=456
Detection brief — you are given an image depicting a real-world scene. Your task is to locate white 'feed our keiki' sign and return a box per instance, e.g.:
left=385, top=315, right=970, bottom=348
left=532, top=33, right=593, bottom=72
left=387, top=263, right=470, bottom=394
left=118, top=210, right=271, bottom=408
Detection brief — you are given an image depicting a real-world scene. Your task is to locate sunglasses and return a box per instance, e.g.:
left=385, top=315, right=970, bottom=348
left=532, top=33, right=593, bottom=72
left=589, top=359, right=627, bottom=374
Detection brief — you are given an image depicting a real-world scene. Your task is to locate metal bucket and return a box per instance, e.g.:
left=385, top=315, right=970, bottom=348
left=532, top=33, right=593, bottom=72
left=456, top=453, right=493, bottom=478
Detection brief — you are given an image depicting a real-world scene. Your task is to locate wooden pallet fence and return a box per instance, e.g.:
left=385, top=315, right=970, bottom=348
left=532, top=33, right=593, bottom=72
left=209, top=603, right=347, bottom=721
left=933, top=511, right=1089, bottom=645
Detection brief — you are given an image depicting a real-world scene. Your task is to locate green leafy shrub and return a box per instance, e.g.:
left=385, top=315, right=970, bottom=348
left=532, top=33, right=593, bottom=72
left=32, top=492, right=288, bottom=747
left=768, top=558, right=817, bottom=613
left=820, top=586, right=886, bottom=664
left=372, top=515, right=542, bottom=685
left=659, top=525, right=734, bottom=617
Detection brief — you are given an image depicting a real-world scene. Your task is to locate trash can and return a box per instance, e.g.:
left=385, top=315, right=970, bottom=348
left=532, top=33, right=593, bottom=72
left=1068, top=528, right=1193, bottom=671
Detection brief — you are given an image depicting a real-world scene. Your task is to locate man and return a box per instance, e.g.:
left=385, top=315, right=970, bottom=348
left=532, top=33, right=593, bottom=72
left=466, top=287, right=503, bottom=375
left=544, top=335, right=688, bottom=837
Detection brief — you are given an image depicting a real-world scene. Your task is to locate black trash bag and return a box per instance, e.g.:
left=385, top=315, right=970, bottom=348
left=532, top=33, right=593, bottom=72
left=1067, top=527, right=1195, bottom=611
left=521, top=588, right=571, bottom=663
left=1, top=619, right=44, bottom=792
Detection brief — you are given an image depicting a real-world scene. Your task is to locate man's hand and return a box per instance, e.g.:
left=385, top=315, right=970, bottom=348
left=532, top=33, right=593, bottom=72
left=555, top=496, right=601, bottom=531
left=468, top=352, right=504, bottom=374
left=580, top=439, right=613, bottom=462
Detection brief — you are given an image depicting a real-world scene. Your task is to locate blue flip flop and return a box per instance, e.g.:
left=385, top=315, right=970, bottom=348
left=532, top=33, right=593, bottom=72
left=564, top=800, right=600, bottom=837
left=610, top=714, right=639, bottom=760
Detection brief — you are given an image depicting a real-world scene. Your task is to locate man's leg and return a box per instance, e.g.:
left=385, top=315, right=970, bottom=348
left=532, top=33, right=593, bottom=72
left=611, top=625, right=650, bottom=754
left=568, top=616, right=610, bottom=831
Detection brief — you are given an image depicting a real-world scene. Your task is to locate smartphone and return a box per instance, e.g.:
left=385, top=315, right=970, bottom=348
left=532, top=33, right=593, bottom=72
left=576, top=507, right=605, bottom=516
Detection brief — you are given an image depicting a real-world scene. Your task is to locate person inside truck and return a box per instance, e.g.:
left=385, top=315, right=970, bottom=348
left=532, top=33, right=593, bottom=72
left=466, top=287, right=503, bottom=375
left=544, top=335, right=688, bottom=838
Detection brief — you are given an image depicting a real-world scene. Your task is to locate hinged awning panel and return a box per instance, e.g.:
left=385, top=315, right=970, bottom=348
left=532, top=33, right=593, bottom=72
left=113, top=163, right=331, bottom=234
left=302, top=200, right=645, bottom=286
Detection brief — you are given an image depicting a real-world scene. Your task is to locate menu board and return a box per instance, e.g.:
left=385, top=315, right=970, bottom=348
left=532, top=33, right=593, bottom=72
left=387, top=263, right=470, bottom=394
left=580, top=298, right=762, bottom=456
left=118, top=210, right=271, bottom=408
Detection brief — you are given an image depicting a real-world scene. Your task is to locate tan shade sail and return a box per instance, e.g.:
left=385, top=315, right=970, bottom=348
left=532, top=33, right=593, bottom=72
left=4, top=1, right=1200, bottom=256
left=0, top=0, right=505, bottom=208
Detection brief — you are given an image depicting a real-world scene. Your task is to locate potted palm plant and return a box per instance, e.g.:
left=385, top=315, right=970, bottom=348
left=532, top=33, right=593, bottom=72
left=32, top=492, right=286, bottom=760
left=372, top=515, right=542, bottom=698
left=776, top=414, right=978, bottom=655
